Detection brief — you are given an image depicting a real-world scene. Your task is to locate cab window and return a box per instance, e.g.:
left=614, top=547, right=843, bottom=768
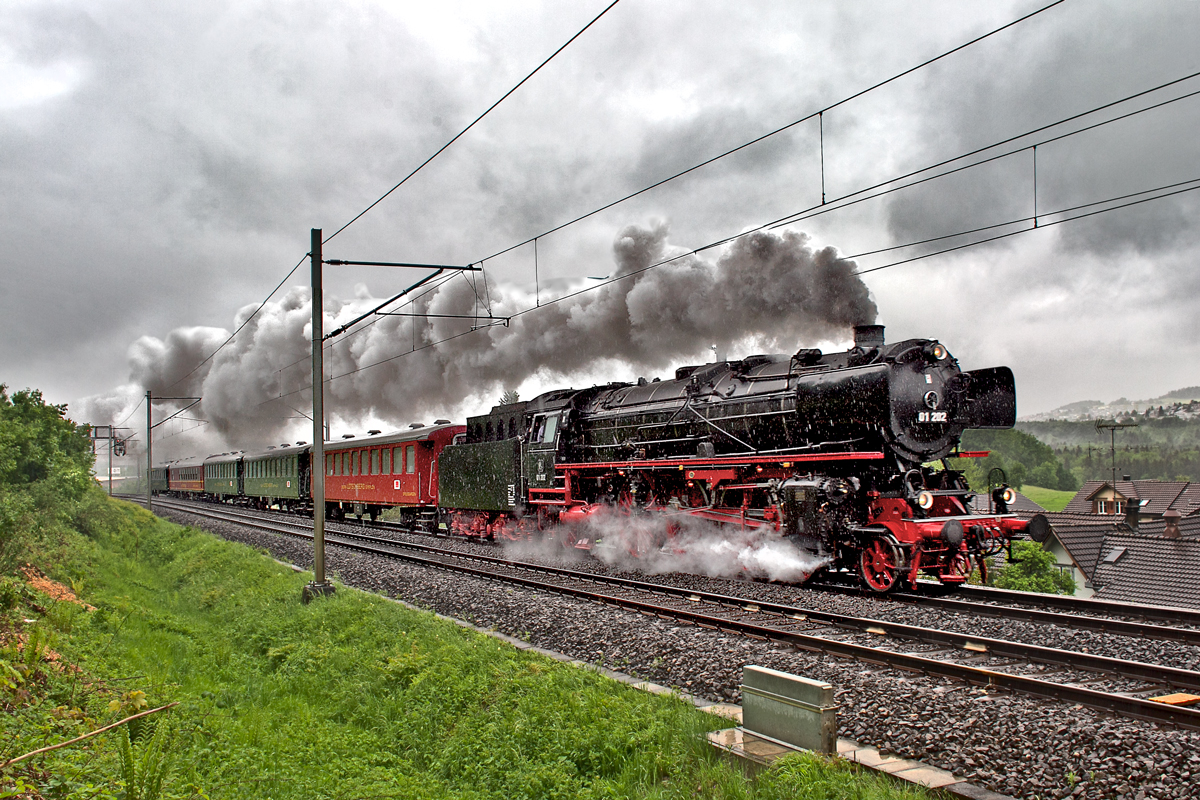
left=532, top=413, right=559, bottom=445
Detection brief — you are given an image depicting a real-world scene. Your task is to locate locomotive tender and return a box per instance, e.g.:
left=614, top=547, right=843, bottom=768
left=156, top=325, right=1045, bottom=593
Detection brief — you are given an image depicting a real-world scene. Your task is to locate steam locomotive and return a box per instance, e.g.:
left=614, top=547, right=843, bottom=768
left=155, top=325, right=1046, bottom=592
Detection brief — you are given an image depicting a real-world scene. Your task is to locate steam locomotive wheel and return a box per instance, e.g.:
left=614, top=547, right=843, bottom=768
left=860, top=535, right=903, bottom=593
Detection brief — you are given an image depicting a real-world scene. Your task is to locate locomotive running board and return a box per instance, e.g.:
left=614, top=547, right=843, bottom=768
left=557, top=451, right=885, bottom=471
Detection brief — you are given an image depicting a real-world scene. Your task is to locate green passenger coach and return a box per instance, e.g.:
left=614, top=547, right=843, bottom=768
left=242, top=444, right=311, bottom=512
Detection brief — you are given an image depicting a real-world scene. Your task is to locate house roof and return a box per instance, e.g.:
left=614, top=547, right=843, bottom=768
left=1135, top=514, right=1200, bottom=540
left=1092, top=532, right=1200, bottom=610
left=1064, top=479, right=1194, bottom=517
left=1065, top=480, right=1109, bottom=513
left=1175, top=483, right=1200, bottom=516
left=1042, top=512, right=1129, bottom=579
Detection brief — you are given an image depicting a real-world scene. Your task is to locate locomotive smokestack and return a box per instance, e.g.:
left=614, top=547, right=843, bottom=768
left=854, top=325, right=885, bottom=350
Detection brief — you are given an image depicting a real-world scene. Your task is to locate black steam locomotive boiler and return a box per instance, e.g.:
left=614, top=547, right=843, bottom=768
left=439, top=325, right=1045, bottom=591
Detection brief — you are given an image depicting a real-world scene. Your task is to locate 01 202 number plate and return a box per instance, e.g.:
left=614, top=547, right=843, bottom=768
left=917, top=411, right=948, bottom=423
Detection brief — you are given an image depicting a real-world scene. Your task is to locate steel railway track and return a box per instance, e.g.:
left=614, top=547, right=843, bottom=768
left=145, top=496, right=1200, bottom=731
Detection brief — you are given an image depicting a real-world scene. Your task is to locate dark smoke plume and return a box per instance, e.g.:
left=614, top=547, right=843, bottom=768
left=82, top=224, right=876, bottom=450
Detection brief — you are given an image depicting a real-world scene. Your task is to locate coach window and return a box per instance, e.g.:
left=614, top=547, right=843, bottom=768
left=406, top=445, right=416, bottom=474
left=371, top=449, right=380, bottom=475
left=382, top=448, right=391, bottom=475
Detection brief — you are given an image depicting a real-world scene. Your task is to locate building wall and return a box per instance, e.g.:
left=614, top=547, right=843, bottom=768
left=1045, top=537, right=1095, bottom=598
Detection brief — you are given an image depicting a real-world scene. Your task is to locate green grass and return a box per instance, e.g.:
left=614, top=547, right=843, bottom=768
left=1020, top=484, right=1076, bottom=512
left=2, top=489, right=931, bottom=799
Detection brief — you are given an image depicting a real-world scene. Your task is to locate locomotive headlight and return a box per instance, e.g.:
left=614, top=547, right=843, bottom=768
left=916, top=490, right=934, bottom=510
left=926, top=343, right=948, bottom=360
left=1002, top=487, right=1017, bottom=505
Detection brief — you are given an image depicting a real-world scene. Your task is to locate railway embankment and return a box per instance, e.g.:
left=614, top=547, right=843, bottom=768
left=152, top=498, right=1200, bottom=800
left=1, top=487, right=934, bottom=799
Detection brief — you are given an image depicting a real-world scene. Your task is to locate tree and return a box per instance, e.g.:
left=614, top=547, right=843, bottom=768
left=499, top=389, right=519, bottom=406
left=992, top=541, right=1076, bottom=595
left=0, top=385, right=94, bottom=498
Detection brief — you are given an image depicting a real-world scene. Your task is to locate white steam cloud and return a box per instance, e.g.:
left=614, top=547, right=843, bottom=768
left=80, top=223, right=876, bottom=453
left=507, top=509, right=831, bottom=584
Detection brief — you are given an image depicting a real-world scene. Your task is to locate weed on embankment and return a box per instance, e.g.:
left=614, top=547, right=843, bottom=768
left=4, top=488, right=930, bottom=800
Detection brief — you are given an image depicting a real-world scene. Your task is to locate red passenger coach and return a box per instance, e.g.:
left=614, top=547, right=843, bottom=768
left=167, top=457, right=205, bottom=497
left=321, top=422, right=464, bottom=526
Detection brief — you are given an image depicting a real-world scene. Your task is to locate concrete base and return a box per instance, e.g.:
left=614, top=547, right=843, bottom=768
left=709, top=729, right=1015, bottom=799
left=708, top=727, right=808, bottom=778
left=301, top=581, right=336, bottom=604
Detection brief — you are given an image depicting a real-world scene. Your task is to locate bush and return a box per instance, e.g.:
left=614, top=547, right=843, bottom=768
left=993, top=541, right=1075, bottom=595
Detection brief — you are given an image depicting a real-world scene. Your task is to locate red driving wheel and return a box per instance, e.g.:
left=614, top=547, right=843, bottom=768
left=860, top=535, right=903, bottom=593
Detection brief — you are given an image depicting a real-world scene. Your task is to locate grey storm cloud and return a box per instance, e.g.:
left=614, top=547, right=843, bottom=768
left=6, top=0, right=1200, bottom=429
left=99, top=223, right=874, bottom=448
left=881, top=0, right=1200, bottom=263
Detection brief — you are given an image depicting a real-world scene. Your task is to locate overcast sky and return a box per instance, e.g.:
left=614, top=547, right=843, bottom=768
left=3, top=0, right=1199, bottom=455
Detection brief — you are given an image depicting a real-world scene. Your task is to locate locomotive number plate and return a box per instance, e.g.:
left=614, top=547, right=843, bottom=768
left=917, top=411, right=948, bottom=423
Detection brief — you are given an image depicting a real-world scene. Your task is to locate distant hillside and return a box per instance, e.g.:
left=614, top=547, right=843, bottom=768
left=1021, top=387, right=1200, bottom=422
left=1015, top=417, right=1200, bottom=483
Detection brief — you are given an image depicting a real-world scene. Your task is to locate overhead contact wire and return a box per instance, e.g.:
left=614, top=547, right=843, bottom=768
left=266, top=72, right=1200, bottom=397
left=166, top=255, right=307, bottom=391
left=323, top=0, right=623, bottom=245
left=291, top=175, right=1200, bottom=395
left=473, top=0, right=1069, bottom=264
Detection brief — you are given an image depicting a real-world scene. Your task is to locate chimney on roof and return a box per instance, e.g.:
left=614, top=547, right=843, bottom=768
left=1163, top=509, right=1182, bottom=539
left=1124, top=499, right=1140, bottom=532
left=1123, top=474, right=1131, bottom=481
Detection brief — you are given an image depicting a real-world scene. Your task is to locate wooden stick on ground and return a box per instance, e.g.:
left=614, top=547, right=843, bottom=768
left=0, top=702, right=179, bottom=770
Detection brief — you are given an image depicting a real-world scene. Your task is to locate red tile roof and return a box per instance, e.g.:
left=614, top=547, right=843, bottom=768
left=1064, top=479, right=1194, bottom=517
left=1092, top=533, right=1200, bottom=609
left=1136, top=514, right=1200, bottom=540
left=1041, top=513, right=1129, bottom=580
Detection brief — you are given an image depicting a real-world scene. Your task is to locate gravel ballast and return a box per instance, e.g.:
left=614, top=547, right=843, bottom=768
left=159, top=507, right=1200, bottom=800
